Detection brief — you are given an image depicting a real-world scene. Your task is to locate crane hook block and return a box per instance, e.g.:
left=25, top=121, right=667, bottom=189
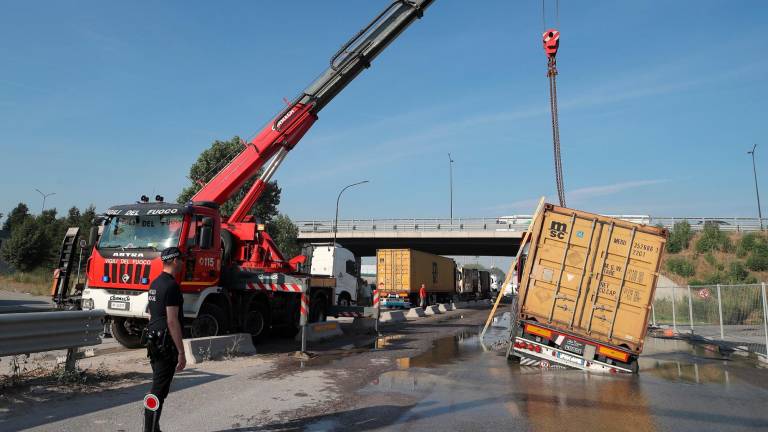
left=543, top=29, right=560, bottom=58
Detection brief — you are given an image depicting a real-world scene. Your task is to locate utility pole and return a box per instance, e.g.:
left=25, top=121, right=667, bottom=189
left=748, top=145, right=763, bottom=230
left=34, top=188, right=56, bottom=213
left=448, top=153, right=454, bottom=222
left=334, top=180, right=369, bottom=246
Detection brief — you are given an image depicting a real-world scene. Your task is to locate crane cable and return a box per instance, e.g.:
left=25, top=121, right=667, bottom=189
left=543, top=0, right=566, bottom=207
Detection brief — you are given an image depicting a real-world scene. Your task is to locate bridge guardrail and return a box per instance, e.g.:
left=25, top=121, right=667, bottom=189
left=296, top=217, right=767, bottom=234
left=0, top=309, right=105, bottom=357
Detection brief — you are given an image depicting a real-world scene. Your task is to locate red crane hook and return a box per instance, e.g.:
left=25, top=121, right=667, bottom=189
left=542, top=29, right=560, bottom=58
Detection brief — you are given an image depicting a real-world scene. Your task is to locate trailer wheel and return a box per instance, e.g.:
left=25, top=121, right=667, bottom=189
left=111, top=317, right=145, bottom=349
left=629, top=359, right=639, bottom=374
left=191, top=303, right=228, bottom=338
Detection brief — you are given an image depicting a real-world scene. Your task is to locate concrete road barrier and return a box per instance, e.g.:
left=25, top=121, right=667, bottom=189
left=380, top=310, right=406, bottom=323
left=183, top=333, right=256, bottom=365
left=437, top=304, right=449, bottom=313
left=296, top=321, right=344, bottom=342
left=406, top=307, right=426, bottom=319
left=424, top=305, right=442, bottom=315
left=454, top=301, right=468, bottom=309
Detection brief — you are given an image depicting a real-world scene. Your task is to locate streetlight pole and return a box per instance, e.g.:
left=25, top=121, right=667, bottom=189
left=748, top=145, right=764, bottom=230
left=334, top=180, right=369, bottom=246
left=448, top=153, right=454, bottom=222
left=34, top=188, right=56, bottom=213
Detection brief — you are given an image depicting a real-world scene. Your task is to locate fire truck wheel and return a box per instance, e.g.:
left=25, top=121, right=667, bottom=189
left=110, top=318, right=145, bottom=349
left=191, top=303, right=227, bottom=338
left=245, top=303, right=268, bottom=341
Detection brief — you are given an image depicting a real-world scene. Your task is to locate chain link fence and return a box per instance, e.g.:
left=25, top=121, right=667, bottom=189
left=652, top=283, right=768, bottom=357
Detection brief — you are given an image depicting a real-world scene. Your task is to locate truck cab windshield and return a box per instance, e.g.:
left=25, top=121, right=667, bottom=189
left=98, top=215, right=183, bottom=250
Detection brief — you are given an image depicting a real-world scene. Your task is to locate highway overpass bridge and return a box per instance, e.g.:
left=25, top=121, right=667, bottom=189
left=295, top=216, right=766, bottom=257
left=296, top=217, right=529, bottom=257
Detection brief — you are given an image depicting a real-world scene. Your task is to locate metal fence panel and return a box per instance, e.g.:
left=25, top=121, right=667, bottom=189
left=0, top=310, right=105, bottom=357
left=653, top=283, right=768, bottom=357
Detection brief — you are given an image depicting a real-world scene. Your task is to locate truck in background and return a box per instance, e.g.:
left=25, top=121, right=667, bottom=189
left=456, top=266, right=478, bottom=301
left=508, top=204, right=667, bottom=373
left=307, top=243, right=370, bottom=307
left=376, top=249, right=456, bottom=308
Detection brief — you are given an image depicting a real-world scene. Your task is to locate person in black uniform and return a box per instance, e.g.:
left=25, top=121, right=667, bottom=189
left=144, top=247, right=187, bottom=432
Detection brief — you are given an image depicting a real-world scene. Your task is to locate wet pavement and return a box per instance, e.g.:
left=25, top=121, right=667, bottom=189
left=312, top=321, right=768, bottom=432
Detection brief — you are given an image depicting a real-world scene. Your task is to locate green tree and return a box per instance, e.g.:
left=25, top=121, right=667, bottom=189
left=177, top=137, right=281, bottom=222
left=666, top=221, right=693, bottom=253
left=267, top=214, right=301, bottom=258
left=0, top=218, right=49, bottom=271
left=37, top=209, right=65, bottom=265
left=3, top=203, right=31, bottom=232
left=66, top=206, right=81, bottom=227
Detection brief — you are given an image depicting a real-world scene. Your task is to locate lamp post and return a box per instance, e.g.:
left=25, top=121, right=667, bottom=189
left=448, top=153, right=454, bottom=222
left=34, top=188, right=56, bottom=213
left=334, top=180, right=369, bottom=246
left=748, top=145, right=764, bottom=230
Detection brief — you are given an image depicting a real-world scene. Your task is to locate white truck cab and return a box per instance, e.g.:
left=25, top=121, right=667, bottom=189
left=309, top=243, right=367, bottom=306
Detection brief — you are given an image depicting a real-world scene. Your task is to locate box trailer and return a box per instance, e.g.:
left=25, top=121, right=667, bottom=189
left=478, top=270, right=491, bottom=299
left=376, top=249, right=456, bottom=308
left=456, top=266, right=478, bottom=300
left=509, top=204, right=667, bottom=373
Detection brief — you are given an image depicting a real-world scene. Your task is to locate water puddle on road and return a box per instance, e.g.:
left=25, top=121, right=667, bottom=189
left=394, top=328, right=481, bottom=370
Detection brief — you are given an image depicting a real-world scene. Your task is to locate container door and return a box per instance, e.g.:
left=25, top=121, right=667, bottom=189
left=525, top=211, right=601, bottom=328
left=577, top=225, right=664, bottom=348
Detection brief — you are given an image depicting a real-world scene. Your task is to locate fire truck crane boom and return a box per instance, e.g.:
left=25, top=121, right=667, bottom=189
left=192, top=0, right=434, bottom=224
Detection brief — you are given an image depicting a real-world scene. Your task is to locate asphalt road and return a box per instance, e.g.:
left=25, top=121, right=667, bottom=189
left=3, top=307, right=768, bottom=432
left=0, top=291, right=52, bottom=314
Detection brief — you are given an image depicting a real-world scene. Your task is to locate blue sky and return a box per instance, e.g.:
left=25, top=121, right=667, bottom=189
left=1, top=0, right=767, bottom=225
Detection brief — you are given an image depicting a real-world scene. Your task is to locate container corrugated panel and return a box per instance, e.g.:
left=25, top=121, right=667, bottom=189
left=517, top=204, right=667, bottom=354
left=376, top=249, right=455, bottom=295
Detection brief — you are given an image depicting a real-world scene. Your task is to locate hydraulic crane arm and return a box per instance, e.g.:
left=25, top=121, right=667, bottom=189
left=192, top=0, right=434, bottom=223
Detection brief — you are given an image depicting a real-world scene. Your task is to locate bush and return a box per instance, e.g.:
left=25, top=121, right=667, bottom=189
left=695, top=222, right=731, bottom=253
left=666, top=221, right=694, bottom=253
left=665, top=257, right=695, bottom=277
left=727, top=261, right=749, bottom=283
left=746, top=252, right=768, bottom=272
left=737, top=232, right=768, bottom=256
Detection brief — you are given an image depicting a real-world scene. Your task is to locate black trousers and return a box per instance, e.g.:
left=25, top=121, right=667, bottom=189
left=144, top=344, right=178, bottom=432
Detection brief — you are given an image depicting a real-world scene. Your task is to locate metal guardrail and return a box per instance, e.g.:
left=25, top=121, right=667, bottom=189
left=0, top=310, right=105, bottom=357
left=296, top=216, right=767, bottom=233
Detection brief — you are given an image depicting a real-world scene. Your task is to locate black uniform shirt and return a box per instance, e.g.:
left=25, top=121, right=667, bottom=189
left=148, top=272, right=184, bottom=332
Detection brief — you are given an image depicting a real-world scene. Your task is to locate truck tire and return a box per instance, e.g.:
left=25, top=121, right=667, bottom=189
left=337, top=292, right=352, bottom=307
left=191, top=303, right=228, bottom=338
left=245, top=301, right=269, bottom=342
left=309, top=294, right=328, bottom=323
left=111, top=317, right=145, bottom=349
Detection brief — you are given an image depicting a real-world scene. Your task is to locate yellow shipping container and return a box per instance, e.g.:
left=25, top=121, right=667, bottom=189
left=517, top=204, right=667, bottom=354
left=376, top=249, right=455, bottom=298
